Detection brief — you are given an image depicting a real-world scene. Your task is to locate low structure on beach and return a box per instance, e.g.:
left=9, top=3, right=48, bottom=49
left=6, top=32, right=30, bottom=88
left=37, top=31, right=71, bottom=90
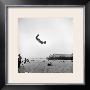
left=46, top=54, right=73, bottom=60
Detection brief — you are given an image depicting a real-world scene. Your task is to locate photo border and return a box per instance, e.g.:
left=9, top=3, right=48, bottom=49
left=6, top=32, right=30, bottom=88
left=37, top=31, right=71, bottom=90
left=0, top=0, right=89, bottom=89
left=6, top=5, right=85, bottom=85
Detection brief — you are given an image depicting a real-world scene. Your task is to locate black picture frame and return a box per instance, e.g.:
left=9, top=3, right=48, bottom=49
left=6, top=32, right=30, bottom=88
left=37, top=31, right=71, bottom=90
left=0, top=0, right=89, bottom=90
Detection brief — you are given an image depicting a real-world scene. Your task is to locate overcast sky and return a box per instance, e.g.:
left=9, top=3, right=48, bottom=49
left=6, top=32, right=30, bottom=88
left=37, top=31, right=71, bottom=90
left=18, top=18, right=73, bottom=58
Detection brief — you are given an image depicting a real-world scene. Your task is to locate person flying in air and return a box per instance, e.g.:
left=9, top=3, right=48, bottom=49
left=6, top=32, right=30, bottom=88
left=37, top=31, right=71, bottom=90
left=36, top=34, right=46, bottom=44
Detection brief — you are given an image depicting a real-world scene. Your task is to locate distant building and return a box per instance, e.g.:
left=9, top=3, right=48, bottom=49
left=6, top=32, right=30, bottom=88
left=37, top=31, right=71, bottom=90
left=54, top=54, right=73, bottom=57
left=46, top=54, right=73, bottom=60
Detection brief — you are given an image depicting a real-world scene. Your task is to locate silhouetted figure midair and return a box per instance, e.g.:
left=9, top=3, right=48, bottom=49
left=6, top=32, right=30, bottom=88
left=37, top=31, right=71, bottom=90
left=36, top=34, right=46, bottom=44
left=18, top=54, right=22, bottom=69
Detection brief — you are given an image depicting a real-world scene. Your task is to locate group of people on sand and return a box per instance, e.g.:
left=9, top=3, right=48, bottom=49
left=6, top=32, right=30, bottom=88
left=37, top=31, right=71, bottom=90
left=18, top=54, right=30, bottom=69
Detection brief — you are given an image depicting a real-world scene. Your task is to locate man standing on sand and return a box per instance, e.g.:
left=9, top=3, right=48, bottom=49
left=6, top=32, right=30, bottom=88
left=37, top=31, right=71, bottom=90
left=18, top=54, right=22, bottom=69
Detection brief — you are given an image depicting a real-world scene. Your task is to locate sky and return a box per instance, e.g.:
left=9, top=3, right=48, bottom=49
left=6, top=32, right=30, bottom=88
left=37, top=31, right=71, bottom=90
left=18, top=18, right=73, bottom=58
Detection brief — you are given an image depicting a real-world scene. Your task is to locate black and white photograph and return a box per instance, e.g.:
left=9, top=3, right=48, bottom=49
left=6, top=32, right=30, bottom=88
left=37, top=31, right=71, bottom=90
left=6, top=7, right=84, bottom=84
left=18, top=18, right=73, bottom=73
left=0, top=0, right=88, bottom=88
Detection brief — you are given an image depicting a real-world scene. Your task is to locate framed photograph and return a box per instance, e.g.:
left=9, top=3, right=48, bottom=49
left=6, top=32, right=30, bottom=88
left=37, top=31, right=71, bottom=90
left=5, top=5, right=84, bottom=85
left=0, top=0, right=89, bottom=89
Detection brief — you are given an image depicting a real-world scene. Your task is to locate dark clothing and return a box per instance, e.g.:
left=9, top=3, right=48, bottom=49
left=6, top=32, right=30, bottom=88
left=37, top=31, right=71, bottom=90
left=36, top=34, right=46, bottom=44
left=18, top=54, right=22, bottom=68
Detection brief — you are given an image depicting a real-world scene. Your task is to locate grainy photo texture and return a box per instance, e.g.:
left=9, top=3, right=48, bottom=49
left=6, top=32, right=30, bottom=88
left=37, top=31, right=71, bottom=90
left=18, top=18, right=73, bottom=73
